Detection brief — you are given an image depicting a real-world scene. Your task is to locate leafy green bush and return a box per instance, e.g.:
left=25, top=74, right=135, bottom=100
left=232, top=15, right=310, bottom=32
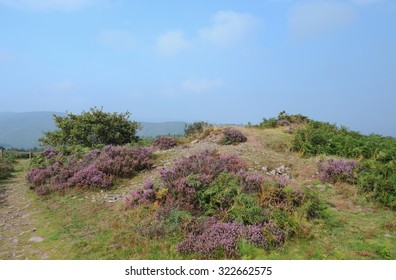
left=0, top=158, right=15, bottom=180
left=39, top=107, right=141, bottom=147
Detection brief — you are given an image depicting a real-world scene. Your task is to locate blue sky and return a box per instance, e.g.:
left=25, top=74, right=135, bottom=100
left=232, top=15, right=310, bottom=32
left=0, top=0, right=395, bottom=136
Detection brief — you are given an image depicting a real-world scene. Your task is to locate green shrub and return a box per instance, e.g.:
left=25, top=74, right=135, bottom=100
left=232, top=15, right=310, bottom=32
left=184, top=121, right=212, bottom=138
left=0, top=158, right=15, bottom=180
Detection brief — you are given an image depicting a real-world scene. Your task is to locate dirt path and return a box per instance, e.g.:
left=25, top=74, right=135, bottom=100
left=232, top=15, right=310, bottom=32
left=0, top=160, right=49, bottom=260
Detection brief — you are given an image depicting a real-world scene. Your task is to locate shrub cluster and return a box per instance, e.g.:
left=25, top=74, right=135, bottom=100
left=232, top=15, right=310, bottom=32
left=125, top=149, right=328, bottom=258
left=318, top=159, right=359, bottom=183
left=184, top=121, right=212, bottom=138
left=291, top=120, right=396, bottom=208
left=257, top=111, right=309, bottom=129
left=152, top=136, right=177, bottom=150
left=27, top=146, right=154, bottom=195
left=222, top=129, right=247, bottom=145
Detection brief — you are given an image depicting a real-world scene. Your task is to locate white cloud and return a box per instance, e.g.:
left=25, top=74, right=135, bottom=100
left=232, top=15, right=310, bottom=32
left=288, top=1, right=357, bottom=40
left=98, top=29, right=135, bottom=50
left=182, top=77, right=224, bottom=94
left=0, top=0, right=105, bottom=12
left=155, top=30, right=190, bottom=57
left=199, top=11, right=259, bottom=47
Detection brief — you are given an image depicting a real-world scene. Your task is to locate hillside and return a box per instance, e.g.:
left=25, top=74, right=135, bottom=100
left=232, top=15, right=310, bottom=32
left=0, top=126, right=395, bottom=260
left=0, top=112, right=186, bottom=149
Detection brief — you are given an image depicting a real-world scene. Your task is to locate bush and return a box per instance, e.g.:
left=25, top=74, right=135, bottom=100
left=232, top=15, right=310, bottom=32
left=184, top=121, right=212, bottom=138
left=0, top=158, right=15, bottom=180
left=257, top=111, right=309, bottom=129
left=39, top=107, right=141, bottom=147
left=152, top=136, right=177, bottom=150
left=222, top=129, right=247, bottom=145
left=27, top=146, right=154, bottom=195
left=318, top=159, right=359, bottom=183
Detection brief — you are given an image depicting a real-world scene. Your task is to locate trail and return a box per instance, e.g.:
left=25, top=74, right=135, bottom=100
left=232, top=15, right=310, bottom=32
left=0, top=160, right=48, bottom=260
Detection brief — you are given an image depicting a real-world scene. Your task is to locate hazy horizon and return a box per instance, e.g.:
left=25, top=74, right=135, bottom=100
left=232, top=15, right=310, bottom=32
left=1, top=0, right=395, bottom=137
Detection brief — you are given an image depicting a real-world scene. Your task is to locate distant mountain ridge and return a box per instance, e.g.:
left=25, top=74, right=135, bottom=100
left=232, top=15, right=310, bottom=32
left=0, top=112, right=186, bottom=149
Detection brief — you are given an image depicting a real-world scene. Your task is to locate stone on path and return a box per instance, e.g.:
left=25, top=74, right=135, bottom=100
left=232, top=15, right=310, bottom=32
left=29, top=236, right=44, bottom=243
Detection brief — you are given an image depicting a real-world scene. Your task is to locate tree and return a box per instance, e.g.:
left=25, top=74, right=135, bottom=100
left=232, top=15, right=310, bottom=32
left=39, top=107, right=141, bottom=147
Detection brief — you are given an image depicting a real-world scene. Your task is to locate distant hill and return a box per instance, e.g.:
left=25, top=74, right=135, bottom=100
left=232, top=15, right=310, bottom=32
left=0, top=112, right=186, bottom=149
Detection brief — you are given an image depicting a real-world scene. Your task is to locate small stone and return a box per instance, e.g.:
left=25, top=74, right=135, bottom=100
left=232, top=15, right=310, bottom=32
left=31, top=228, right=37, bottom=232
left=12, top=238, right=19, bottom=244
left=384, top=234, right=393, bottom=238
left=29, top=236, right=44, bottom=243
left=262, top=166, right=268, bottom=172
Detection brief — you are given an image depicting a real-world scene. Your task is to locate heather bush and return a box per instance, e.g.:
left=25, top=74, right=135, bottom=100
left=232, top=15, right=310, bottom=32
left=318, top=159, right=359, bottom=183
left=222, top=129, right=247, bottom=145
left=257, top=111, right=309, bottom=129
left=152, top=136, right=177, bottom=150
left=27, top=145, right=154, bottom=195
left=125, top=181, right=156, bottom=208
left=237, top=171, right=264, bottom=193
left=0, top=158, right=15, bottom=180
left=96, top=146, right=154, bottom=177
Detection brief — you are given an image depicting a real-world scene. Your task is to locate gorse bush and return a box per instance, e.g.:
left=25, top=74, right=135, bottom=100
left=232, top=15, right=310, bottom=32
left=125, top=149, right=328, bottom=258
left=222, top=129, right=247, bottom=145
left=27, top=146, right=154, bottom=194
left=291, top=119, right=396, bottom=209
left=152, top=136, right=177, bottom=150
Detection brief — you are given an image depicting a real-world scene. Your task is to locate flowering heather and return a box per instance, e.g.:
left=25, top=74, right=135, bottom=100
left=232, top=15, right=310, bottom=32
left=222, top=129, right=247, bottom=145
left=96, top=146, right=154, bottom=177
left=66, top=165, right=112, bottom=189
left=159, top=150, right=245, bottom=210
left=178, top=220, right=243, bottom=258
left=277, top=119, right=291, bottom=127
left=177, top=219, right=286, bottom=257
left=153, top=136, right=177, bottom=150
left=318, top=159, right=359, bottom=183
left=27, top=145, right=154, bottom=195
left=125, top=181, right=156, bottom=208
left=237, top=170, right=264, bottom=193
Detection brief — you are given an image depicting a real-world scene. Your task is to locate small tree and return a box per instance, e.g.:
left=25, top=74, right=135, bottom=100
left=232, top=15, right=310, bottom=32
left=39, top=107, right=141, bottom=147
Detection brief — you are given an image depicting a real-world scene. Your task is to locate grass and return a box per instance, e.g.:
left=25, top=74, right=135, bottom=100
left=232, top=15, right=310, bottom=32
left=2, top=127, right=395, bottom=260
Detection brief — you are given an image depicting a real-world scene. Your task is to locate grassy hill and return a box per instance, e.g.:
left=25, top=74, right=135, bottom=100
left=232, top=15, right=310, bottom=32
left=1, top=125, right=395, bottom=260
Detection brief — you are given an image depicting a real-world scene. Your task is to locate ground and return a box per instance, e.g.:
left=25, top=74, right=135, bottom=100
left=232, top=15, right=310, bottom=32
left=0, top=127, right=395, bottom=259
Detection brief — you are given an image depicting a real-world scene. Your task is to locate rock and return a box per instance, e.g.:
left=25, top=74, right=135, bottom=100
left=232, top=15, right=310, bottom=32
left=270, top=170, right=276, bottom=176
left=12, top=238, right=19, bottom=244
left=29, top=236, right=44, bottom=243
left=30, top=228, right=37, bottom=232
left=384, top=234, right=393, bottom=238
left=262, top=166, right=268, bottom=172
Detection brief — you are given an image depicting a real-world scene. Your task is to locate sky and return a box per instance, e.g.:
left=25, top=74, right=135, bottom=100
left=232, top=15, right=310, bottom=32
left=0, top=0, right=395, bottom=136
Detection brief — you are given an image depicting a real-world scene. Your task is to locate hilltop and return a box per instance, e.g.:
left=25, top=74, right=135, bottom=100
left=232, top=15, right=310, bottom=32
left=0, top=124, right=395, bottom=260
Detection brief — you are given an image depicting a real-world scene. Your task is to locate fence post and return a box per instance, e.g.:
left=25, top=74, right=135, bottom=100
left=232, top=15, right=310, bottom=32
left=29, top=152, right=32, bottom=160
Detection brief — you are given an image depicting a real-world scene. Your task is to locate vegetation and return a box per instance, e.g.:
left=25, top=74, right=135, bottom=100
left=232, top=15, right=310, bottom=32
left=291, top=120, right=396, bottom=209
left=0, top=158, right=15, bottom=179
left=39, top=107, right=141, bottom=147
left=257, top=111, right=309, bottom=129
left=27, top=146, right=154, bottom=195
left=222, top=128, right=247, bottom=145
left=184, top=121, right=212, bottom=138
left=152, top=136, right=178, bottom=150
left=124, top=149, right=330, bottom=258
